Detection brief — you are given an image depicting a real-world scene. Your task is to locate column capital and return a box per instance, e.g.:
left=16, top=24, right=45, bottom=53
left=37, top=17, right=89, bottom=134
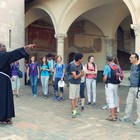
left=131, top=24, right=140, bottom=36
left=54, top=33, right=67, bottom=43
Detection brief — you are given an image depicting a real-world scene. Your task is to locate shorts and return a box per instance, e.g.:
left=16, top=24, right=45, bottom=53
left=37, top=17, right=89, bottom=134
left=105, top=83, right=118, bottom=108
left=69, top=83, right=80, bottom=99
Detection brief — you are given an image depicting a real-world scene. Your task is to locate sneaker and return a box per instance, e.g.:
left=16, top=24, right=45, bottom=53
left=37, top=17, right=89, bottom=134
left=92, top=103, right=96, bottom=108
left=44, top=95, right=47, bottom=99
left=57, top=97, right=63, bottom=101
left=102, top=105, right=109, bottom=110
left=71, top=113, right=77, bottom=118
left=117, top=107, right=120, bottom=113
left=119, top=116, right=131, bottom=122
left=53, top=96, right=58, bottom=101
left=16, top=94, right=20, bottom=97
left=75, top=111, right=81, bottom=116
left=81, top=106, right=84, bottom=111
left=86, top=102, right=91, bottom=105
left=133, top=120, right=140, bottom=126
left=33, top=95, right=37, bottom=97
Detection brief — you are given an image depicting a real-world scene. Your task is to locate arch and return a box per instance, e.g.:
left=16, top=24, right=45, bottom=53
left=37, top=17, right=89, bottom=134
left=58, top=0, right=131, bottom=34
left=55, top=0, right=137, bottom=37
left=123, top=0, right=136, bottom=24
left=25, top=5, right=57, bottom=32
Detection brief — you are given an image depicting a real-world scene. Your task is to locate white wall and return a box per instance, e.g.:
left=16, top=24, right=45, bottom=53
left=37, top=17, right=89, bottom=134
left=0, top=0, right=25, bottom=85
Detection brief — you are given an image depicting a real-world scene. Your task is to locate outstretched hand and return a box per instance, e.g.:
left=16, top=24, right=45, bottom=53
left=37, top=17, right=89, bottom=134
left=24, top=44, right=36, bottom=49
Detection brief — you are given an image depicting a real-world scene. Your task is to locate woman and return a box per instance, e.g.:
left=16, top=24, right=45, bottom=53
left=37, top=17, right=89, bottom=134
left=40, top=56, right=51, bottom=99
left=27, top=56, right=39, bottom=97
left=53, top=55, right=65, bottom=101
left=85, top=55, right=97, bottom=107
left=113, top=56, right=123, bottom=113
left=11, top=61, right=20, bottom=97
left=80, top=64, right=86, bottom=111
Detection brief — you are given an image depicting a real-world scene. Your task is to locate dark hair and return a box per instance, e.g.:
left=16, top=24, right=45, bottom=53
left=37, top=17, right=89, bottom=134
left=47, top=53, right=53, bottom=57
left=40, top=56, right=48, bottom=66
left=29, top=55, right=36, bottom=63
left=106, top=54, right=113, bottom=62
left=74, top=53, right=83, bottom=61
left=113, top=56, right=120, bottom=65
left=131, top=53, right=139, bottom=60
left=88, top=55, right=94, bottom=62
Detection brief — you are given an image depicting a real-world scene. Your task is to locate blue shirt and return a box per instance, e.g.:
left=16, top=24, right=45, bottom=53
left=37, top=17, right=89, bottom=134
left=103, top=63, right=121, bottom=78
left=130, top=64, right=139, bottom=87
left=103, top=64, right=111, bottom=78
left=55, top=64, right=65, bottom=78
left=48, top=59, right=55, bottom=72
left=40, top=63, right=51, bottom=76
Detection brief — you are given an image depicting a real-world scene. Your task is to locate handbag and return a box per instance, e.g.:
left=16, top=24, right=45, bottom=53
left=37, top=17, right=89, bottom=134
left=17, top=69, right=23, bottom=78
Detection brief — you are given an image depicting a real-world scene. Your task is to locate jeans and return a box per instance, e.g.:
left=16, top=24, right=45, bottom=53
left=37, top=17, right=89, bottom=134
left=54, top=78, right=63, bottom=95
left=11, top=75, right=20, bottom=90
left=86, top=78, right=96, bottom=103
left=30, top=75, right=38, bottom=95
left=41, top=76, right=49, bottom=96
left=80, top=82, right=85, bottom=98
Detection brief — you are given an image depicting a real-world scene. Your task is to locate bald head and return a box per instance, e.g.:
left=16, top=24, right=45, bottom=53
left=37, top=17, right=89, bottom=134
left=0, top=43, right=6, bottom=52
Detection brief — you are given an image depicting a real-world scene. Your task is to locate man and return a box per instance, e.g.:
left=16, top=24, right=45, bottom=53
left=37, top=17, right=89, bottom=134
left=0, top=43, right=35, bottom=124
left=69, top=53, right=84, bottom=118
left=120, top=53, right=140, bottom=126
left=103, top=54, right=119, bottom=121
left=47, top=53, right=55, bottom=74
left=47, top=53, right=55, bottom=94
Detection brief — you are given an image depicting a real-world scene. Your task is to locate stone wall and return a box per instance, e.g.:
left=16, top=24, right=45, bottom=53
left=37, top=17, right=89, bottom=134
left=0, top=0, right=25, bottom=85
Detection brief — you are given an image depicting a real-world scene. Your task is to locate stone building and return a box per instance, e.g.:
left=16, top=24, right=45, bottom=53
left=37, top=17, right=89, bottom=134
left=0, top=0, right=140, bottom=85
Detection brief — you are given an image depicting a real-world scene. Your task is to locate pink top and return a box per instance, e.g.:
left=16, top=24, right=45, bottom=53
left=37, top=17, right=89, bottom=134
left=86, top=64, right=96, bottom=79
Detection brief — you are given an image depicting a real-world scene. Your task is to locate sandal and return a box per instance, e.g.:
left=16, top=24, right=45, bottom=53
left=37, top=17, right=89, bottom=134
left=0, top=118, right=12, bottom=124
left=106, top=116, right=117, bottom=121
left=16, top=94, right=20, bottom=97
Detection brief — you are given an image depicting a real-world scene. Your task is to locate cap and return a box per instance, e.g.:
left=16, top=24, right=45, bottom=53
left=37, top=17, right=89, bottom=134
left=58, top=80, right=65, bottom=87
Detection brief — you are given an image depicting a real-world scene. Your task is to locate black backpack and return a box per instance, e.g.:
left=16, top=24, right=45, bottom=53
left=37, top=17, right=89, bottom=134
left=106, top=64, right=120, bottom=84
left=65, top=62, right=82, bottom=81
left=65, top=62, right=74, bottom=80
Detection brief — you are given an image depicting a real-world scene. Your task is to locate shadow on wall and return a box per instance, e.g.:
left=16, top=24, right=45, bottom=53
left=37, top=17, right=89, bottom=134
left=117, top=50, right=131, bottom=70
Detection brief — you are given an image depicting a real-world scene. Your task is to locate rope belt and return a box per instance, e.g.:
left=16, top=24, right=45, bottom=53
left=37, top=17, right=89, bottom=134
left=0, top=72, right=10, bottom=79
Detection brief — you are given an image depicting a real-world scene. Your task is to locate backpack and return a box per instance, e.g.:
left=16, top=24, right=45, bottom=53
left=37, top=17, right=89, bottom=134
left=106, top=64, right=123, bottom=84
left=65, top=62, right=82, bottom=81
left=65, top=62, right=74, bottom=80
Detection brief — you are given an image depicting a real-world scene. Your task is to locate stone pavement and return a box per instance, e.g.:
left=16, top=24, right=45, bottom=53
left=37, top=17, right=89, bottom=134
left=0, top=83, right=140, bottom=140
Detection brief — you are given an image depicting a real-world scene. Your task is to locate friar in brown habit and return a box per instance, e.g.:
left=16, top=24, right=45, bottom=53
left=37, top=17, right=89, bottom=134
left=0, top=43, right=35, bottom=124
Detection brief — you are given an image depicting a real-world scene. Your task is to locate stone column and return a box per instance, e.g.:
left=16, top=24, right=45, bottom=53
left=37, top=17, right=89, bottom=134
left=105, top=38, right=117, bottom=56
left=131, top=24, right=140, bottom=55
left=55, top=33, right=66, bottom=62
